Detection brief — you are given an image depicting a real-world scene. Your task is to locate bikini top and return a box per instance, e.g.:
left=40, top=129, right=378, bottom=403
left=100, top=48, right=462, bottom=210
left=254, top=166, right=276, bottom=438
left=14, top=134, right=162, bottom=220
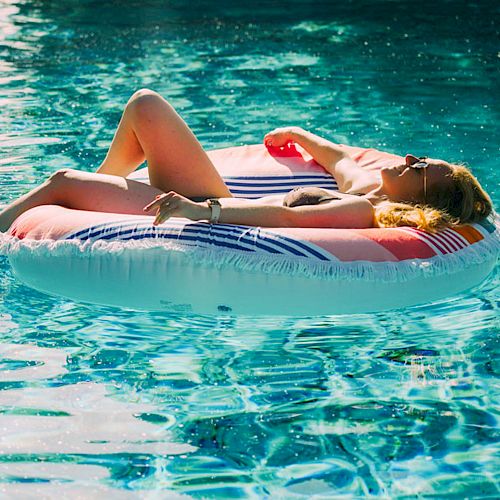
left=283, top=187, right=359, bottom=207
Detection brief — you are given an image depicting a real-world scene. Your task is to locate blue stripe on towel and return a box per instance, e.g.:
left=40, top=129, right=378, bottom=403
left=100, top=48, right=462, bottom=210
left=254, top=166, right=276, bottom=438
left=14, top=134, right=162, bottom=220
left=67, top=219, right=333, bottom=261
left=225, top=181, right=337, bottom=189
left=223, top=175, right=334, bottom=181
left=69, top=223, right=303, bottom=257
left=129, top=173, right=337, bottom=198
left=227, top=187, right=335, bottom=196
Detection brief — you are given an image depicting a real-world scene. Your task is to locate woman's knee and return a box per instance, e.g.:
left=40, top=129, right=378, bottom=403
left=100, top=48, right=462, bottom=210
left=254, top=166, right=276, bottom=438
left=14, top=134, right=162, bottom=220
left=130, top=88, right=160, bottom=101
left=127, top=89, right=167, bottom=121
left=48, top=168, right=84, bottom=186
left=127, top=89, right=175, bottom=127
left=49, top=168, right=71, bottom=182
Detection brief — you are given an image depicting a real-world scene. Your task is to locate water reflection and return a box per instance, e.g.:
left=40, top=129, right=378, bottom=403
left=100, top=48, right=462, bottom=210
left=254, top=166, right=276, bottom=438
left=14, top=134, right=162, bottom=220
left=0, top=279, right=498, bottom=496
left=0, top=483, right=154, bottom=499
left=0, top=342, right=67, bottom=381
left=0, top=382, right=194, bottom=455
left=0, top=343, right=195, bottom=492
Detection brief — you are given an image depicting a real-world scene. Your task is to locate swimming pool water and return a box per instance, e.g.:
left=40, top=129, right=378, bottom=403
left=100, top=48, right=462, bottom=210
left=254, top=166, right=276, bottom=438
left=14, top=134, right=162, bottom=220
left=0, top=0, right=499, bottom=497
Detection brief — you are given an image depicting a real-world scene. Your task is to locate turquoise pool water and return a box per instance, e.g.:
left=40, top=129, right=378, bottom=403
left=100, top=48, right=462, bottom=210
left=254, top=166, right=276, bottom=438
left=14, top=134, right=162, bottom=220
left=0, top=1, right=499, bottom=497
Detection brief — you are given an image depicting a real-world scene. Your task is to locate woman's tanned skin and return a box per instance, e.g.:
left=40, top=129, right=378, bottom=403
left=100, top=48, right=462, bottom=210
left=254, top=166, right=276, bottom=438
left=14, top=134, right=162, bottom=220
left=0, top=89, right=460, bottom=233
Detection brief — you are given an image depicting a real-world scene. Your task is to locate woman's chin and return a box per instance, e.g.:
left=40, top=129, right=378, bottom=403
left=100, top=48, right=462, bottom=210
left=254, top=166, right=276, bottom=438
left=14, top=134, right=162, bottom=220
left=378, top=183, right=399, bottom=202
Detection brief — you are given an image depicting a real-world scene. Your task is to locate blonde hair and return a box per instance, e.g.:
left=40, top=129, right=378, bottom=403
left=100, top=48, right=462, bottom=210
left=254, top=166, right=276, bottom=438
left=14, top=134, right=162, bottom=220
left=375, top=163, right=493, bottom=232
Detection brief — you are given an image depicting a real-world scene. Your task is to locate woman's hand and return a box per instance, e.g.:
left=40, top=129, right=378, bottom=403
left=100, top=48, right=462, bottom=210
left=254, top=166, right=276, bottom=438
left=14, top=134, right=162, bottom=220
left=143, top=191, right=205, bottom=225
left=264, top=127, right=304, bottom=147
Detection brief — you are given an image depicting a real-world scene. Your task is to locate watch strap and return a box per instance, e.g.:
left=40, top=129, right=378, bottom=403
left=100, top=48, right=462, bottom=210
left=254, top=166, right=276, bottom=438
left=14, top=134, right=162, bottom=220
left=207, top=198, right=221, bottom=224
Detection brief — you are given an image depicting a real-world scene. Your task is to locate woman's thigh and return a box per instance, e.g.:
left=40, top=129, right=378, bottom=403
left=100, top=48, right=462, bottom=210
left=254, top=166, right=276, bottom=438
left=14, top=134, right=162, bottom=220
left=129, top=90, right=233, bottom=199
left=55, top=169, right=164, bottom=215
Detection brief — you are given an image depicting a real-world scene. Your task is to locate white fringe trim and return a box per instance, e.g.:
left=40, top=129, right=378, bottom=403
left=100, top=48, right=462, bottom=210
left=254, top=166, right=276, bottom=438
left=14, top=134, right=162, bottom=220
left=1, top=227, right=499, bottom=284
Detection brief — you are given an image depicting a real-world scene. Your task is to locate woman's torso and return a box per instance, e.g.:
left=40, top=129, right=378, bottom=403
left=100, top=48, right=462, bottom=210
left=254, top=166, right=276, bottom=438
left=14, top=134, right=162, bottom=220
left=253, top=161, right=381, bottom=207
left=254, top=182, right=379, bottom=208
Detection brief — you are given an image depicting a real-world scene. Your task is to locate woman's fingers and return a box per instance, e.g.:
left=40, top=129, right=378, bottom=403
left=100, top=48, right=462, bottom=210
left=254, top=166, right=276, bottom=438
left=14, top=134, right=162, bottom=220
left=143, top=194, right=165, bottom=212
left=153, top=208, right=164, bottom=225
left=152, top=194, right=182, bottom=225
left=146, top=191, right=194, bottom=225
left=143, top=191, right=174, bottom=212
left=153, top=203, right=172, bottom=225
left=264, top=128, right=295, bottom=148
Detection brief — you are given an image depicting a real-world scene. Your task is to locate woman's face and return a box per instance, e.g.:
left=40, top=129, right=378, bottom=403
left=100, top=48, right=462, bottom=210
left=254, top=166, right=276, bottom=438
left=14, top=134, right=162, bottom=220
left=380, top=154, right=454, bottom=203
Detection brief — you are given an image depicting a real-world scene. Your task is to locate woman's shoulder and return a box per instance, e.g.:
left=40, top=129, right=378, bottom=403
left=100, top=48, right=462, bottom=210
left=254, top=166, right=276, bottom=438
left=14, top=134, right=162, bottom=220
left=332, top=156, right=380, bottom=194
left=305, top=192, right=376, bottom=228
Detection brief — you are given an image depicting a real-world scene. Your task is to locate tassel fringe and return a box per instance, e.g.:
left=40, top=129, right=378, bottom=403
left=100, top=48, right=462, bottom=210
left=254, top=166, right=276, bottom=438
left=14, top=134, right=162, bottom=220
left=1, top=227, right=498, bottom=284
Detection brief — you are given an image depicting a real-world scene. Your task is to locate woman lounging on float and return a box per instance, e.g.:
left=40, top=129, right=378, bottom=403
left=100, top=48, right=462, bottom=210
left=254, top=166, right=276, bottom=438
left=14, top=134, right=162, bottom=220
left=0, top=89, right=493, bottom=233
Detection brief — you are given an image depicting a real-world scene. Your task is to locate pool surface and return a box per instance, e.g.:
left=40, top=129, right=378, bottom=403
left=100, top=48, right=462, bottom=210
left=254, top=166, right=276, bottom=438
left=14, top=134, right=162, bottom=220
left=0, top=0, right=499, bottom=497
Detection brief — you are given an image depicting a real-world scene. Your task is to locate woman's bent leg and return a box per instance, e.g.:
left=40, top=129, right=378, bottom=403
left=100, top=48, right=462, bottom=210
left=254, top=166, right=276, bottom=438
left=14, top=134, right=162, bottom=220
left=0, top=169, right=163, bottom=232
left=97, top=89, right=232, bottom=199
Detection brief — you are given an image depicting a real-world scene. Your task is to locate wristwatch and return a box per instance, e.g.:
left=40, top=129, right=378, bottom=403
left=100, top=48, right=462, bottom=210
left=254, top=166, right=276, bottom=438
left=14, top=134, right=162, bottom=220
left=207, top=198, right=221, bottom=224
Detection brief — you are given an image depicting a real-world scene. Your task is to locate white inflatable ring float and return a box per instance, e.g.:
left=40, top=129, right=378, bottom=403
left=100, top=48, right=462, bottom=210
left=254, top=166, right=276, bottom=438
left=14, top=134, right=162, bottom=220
left=2, top=144, right=499, bottom=315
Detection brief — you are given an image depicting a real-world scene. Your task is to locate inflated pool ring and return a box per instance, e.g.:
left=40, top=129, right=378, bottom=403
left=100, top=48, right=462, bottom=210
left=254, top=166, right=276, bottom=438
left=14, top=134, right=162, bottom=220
left=2, top=143, right=499, bottom=315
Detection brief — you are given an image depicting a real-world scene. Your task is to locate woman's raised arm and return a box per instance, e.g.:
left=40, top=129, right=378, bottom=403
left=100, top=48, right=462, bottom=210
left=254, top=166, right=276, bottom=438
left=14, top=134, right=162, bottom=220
left=264, top=127, right=345, bottom=170
left=264, top=127, right=374, bottom=193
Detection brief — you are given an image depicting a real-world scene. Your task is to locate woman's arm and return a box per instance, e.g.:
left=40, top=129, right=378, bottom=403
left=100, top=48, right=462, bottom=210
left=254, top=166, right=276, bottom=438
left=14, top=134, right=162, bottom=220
left=144, top=192, right=375, bottom=229
left=265, top=127, right=345, bottom=170
left=264, top=127, right=373, bottom=193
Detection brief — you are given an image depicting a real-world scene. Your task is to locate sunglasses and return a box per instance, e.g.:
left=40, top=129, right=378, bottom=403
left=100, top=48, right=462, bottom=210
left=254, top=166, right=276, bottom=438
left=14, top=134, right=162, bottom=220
left=406, top=154, right=429, bottom=203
